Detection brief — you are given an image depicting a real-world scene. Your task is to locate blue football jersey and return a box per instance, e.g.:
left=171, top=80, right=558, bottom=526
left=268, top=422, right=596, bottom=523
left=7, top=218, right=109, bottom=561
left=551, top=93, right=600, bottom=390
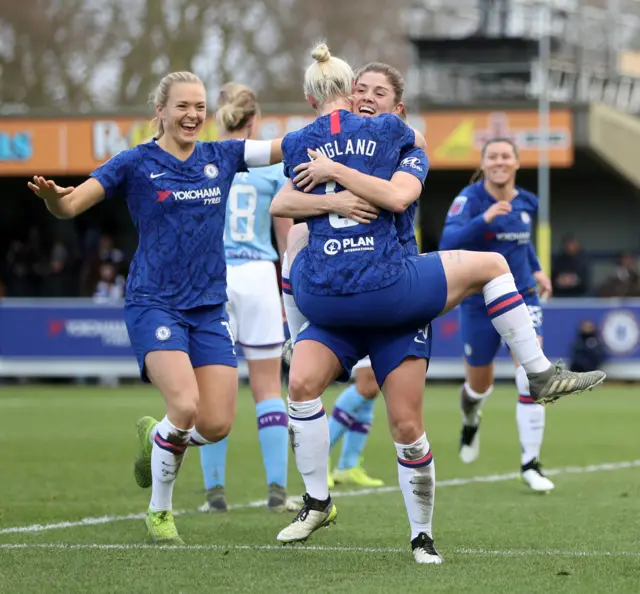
left=282, top=110, right=426, bottom=295
left=224, top=163, right=287, bottom=265
left=91, top=139, right=248, bottom=309
left=394, top=147, right=430, bottom=257
left=439, top=181, right=540, bottom=307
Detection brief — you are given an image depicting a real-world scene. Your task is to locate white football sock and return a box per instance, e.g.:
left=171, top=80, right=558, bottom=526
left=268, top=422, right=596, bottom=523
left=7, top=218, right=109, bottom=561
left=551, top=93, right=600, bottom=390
left=484, top=274, right=550, bottom=374
left=461, top=382, right=493, bottom=426
left=288, top=396, right=330, bottom=501
left=395, top=433, right=436, bottom=540
left=149, top=416, right=190, bottom=512
left=515, top=365, right=546, bottom=465
left=282, top=252, right=308, bottom=342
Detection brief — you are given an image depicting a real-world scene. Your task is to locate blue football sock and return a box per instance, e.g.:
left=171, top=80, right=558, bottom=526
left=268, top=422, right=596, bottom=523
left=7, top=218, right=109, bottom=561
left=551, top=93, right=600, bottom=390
left=328, top=384, right=368, bottom=450
left=256, top=397, right=289, bottom=488
left=338, top=397, right=375, bottom=470
left=199, top=438, right=228, bottom=490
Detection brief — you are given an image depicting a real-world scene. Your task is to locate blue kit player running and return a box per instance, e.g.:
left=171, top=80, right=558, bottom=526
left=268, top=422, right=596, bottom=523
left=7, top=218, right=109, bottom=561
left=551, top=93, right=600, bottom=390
left=28, top=71, right=282, bottom=544
left=276, top=62, right=424, bottom=489
left=440, top=138, right=555, bottom=493
left=197, top=82, right=299, bottom=514
left=270, top=44, right=605, bottom=563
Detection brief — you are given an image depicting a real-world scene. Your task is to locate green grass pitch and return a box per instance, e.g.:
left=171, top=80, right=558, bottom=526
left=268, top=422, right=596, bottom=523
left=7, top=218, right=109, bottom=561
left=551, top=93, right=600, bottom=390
left=0, top=382, right=639, bottom=593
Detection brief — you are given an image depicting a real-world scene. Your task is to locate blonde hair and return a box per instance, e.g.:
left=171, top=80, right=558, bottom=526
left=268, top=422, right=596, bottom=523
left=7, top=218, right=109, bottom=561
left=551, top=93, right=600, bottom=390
left=149, top=71, right=204, bottom=139
left=216, top=82, right=260, bottom=133
left=303, top=42, right=354, bottom=107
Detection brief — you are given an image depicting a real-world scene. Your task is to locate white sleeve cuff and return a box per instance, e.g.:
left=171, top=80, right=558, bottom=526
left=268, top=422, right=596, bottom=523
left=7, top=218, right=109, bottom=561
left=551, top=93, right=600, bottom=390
left=244, top=139, right=272, bottom=167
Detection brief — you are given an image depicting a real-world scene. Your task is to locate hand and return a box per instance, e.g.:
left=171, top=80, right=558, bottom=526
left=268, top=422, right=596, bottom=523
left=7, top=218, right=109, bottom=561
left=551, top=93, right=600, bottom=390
left=534, top=270, right=553, bottom=299
left=483, top=201, right=512, bottom=223
left=293, top=149, right=337, bottom=192
left=332, top=190, right=379, bottom=224
left=27, top=176, right=74, bottom=201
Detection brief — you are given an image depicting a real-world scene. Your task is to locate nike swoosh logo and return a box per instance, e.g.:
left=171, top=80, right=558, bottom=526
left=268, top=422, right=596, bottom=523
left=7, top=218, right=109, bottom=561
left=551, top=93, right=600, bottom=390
left=150, top=173, right=166, bottom=179
left=414, top=337, right=426, bottom=344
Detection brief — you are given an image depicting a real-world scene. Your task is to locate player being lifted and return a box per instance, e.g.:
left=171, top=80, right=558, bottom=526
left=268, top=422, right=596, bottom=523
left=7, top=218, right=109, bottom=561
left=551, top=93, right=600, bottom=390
left=440, top=138, right=555, bottom=492
left=278, top=62, right=426, bottom=489
left=198, top=82, right=299, bottom=513
left=271, top=43, right=605, bottom=562
left=28, top=72, right=282, bottom=544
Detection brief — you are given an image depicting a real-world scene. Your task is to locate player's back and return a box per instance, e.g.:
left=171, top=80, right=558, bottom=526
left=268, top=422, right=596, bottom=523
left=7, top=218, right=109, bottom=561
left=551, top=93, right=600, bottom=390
left=440, top=181, right=538, bottom=306
left=224, top=164, right=285, bottom=265
left=282, top=110, right=416, bottom=295
left=91, top=139, right=247, bottom=310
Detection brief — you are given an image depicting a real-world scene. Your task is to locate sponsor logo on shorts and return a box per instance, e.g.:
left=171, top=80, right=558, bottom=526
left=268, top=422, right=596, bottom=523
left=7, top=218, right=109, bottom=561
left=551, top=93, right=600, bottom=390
left=155, top=326, right=171, bottom=341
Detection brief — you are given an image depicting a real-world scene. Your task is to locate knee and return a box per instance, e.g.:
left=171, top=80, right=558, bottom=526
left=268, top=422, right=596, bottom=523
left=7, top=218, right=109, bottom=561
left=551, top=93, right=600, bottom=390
left=288, top=371, right=324, bottom=403
left=388, top=417, right=424, bottom=445
left=164, top=392, right=199, bottom=427
left=489, top=252, right=510, bottom=276
left=356, top=373, right=379, bottom=400
left=196, top=418, right=233, bottom=443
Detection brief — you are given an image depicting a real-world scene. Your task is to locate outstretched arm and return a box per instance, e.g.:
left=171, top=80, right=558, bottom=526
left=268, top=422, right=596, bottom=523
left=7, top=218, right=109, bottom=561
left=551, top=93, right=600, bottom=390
left=28, top=176, right=105, bottom=219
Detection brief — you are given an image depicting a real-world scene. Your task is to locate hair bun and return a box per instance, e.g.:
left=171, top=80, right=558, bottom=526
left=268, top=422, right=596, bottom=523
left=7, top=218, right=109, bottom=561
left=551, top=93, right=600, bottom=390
left=311, top=43, right=331, bottom=63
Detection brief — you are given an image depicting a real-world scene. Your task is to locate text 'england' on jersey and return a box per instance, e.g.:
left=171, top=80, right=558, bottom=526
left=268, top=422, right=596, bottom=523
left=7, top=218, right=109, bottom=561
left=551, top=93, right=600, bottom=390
left=394, top=147, right=429, bottom=257
left=90, top=139, right=248, bottom=309
left=440, top=181, right=539, bottom=308
left=281, top=110, right=426, bottom=295
left=224, top=163, right=286, bottom=265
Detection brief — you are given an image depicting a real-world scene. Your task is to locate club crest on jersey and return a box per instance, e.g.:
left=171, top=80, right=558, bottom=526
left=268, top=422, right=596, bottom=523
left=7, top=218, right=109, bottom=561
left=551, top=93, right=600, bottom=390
left=204, top=164, right=219, bottom=179
left=521, top=211, right=531, bottom=224
left=448, top=195, right=467, bottom=216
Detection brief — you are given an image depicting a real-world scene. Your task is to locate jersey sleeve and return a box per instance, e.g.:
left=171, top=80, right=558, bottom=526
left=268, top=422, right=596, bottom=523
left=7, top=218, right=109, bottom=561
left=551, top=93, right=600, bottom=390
left=216, top=139, right=249, bottom=173
left=438, top=192, right=488, bottom=250
left=90, top=150, right=133, bottom=199
left=380, top=113, right=415, bottom=148
left=396, top=147, right=429, bottom=185
left=527, top=243, right=542, bottom=273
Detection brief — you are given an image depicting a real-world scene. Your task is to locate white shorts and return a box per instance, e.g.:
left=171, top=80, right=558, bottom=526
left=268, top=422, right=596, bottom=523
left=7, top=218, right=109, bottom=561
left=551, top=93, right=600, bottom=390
left=226, top=260, right=285, bottom=361
left=353, top=356, right=372, bottom=370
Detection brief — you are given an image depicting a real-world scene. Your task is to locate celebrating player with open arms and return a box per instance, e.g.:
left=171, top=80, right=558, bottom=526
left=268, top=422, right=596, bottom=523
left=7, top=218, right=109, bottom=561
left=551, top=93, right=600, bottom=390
left=28, top=71, right=283, bottom=544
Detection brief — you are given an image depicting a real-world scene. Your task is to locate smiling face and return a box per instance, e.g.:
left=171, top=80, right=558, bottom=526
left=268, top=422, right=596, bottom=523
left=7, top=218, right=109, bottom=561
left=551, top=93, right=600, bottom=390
left=481, top=140, right=520, bottom=188
left=156, top=82, right=206, bottom=147
left=352, top=71, right=404, bottom=118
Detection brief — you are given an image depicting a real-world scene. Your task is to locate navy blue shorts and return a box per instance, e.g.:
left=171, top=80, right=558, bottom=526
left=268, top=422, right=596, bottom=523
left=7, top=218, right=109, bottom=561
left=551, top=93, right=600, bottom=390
left=124, top=303, right=237, bottom=382
left=297, top=322, right=433, bottom=387
left=461, top=289, right=543, bottom=367
left=291, top=252, right=448, bottom=329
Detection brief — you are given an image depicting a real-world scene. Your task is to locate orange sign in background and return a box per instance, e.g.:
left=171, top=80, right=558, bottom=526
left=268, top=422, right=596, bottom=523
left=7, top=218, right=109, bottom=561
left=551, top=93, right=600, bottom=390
left=0, top=109, right=573, bottom=176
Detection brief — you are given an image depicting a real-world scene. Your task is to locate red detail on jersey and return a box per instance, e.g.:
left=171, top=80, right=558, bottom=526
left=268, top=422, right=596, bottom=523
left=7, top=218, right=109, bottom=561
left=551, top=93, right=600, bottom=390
left=156, top=191, right=172, bottom=202
left=484, top=232, right=496, bottom=241
left=48, top=320, right=64, bottom=336
left=330, top=110, right=341, bottom=135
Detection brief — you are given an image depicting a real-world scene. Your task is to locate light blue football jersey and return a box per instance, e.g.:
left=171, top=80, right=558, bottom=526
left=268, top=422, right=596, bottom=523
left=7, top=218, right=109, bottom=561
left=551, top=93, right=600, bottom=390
left=224, top=163, right=287, bottom=266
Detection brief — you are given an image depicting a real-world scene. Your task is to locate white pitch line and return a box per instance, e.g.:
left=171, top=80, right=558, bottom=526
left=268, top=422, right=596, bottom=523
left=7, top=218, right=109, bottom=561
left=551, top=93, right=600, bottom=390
left=1, top=459, right=638, bottom=536
left=1, top=543, right=639, bottom=558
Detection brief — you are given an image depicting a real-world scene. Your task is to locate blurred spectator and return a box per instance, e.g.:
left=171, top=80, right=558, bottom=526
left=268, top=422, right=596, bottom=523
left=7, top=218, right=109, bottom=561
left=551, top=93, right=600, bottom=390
left=598, top=252, right=640, bottom=297
left=82, top=233, right=126, bottom=296
left=5, top=240, right=36, bottom=296
left=93, top=262, right=125, bottom=303
left=569, top=320, right=606, bottom=373
left=552, top=235, right=590, bottom=297
left=43, top=240, right=77, bottom=297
